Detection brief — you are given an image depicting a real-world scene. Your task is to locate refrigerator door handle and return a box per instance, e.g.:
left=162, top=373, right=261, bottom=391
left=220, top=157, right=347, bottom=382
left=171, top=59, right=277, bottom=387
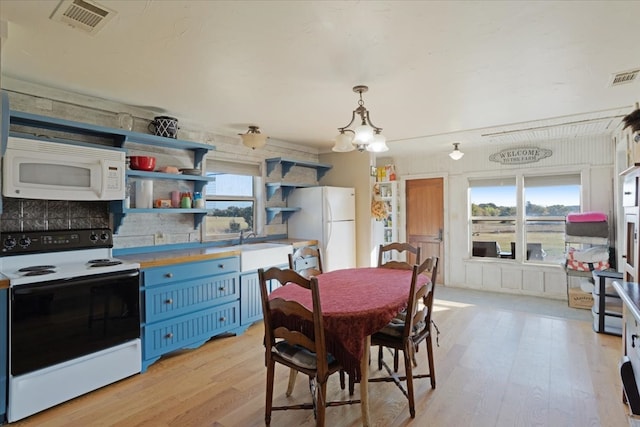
left=326, top=195, right=333, bottom=248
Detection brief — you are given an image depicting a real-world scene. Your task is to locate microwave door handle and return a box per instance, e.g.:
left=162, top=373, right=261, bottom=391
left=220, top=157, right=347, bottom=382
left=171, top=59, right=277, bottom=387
left=99, top=159, right=106, bottom=198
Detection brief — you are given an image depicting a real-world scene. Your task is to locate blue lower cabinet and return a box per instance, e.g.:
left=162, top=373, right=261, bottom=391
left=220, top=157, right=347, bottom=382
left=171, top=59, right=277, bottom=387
left=141, top=257, right=240, bottom=372
left=1, top=289, right=6, bottom=424
left=240, top=264, right=288, bottom=326
left=240, top=272, right=262, bottom=325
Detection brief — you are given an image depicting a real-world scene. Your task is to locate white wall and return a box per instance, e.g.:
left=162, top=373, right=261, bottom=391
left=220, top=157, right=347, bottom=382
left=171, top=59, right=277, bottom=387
left=392, top=136, right=615, bottom=299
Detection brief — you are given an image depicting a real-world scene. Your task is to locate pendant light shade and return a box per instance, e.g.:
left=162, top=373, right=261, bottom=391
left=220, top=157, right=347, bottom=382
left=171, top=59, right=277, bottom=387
left=449, top=142, right=464, bottom=160
left=239, top=126, right=268, bottom=150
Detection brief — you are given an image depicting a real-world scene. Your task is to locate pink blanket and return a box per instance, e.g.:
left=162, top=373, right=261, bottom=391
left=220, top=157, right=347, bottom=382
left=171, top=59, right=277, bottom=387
left=566, top=211, right=607, bottom=223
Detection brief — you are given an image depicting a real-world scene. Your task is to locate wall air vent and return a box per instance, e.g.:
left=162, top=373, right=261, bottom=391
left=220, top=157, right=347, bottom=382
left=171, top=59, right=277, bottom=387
left=50, top=0, right=116, bottom=35
left=610, top=68, right=640, bottom=87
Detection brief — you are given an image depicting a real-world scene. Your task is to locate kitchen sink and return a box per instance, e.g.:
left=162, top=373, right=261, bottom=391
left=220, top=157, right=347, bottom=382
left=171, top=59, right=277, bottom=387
left=238, top=242, right=293, bottom=272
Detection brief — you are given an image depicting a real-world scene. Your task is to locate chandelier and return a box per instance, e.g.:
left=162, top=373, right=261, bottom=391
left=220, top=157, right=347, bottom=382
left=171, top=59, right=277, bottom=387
left=239, top=125, right=268, bottom=150
left=333, top=85, right=388, bottom=153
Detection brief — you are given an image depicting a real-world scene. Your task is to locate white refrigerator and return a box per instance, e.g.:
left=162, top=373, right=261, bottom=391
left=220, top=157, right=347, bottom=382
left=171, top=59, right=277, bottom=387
left=287, top=186, right=356, bottom=272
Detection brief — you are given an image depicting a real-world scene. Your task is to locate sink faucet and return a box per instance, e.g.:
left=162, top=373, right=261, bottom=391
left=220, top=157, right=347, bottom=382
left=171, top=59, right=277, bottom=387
left=239, top=229, right=257, bottom=244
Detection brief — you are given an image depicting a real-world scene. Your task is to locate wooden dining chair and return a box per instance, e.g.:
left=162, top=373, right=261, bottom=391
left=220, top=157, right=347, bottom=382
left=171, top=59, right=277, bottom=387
left=370, top=256, right=439, bottom=418
left=288, top=246, right=323, bottom=279
left=258, top=267, right=359, bottom=426
left=287, top=247, right=355, bottom=396
left=377, top=242, right=421, bottom=269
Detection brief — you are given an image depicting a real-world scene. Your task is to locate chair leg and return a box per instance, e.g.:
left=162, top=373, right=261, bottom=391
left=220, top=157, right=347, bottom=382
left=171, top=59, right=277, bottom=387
left=339, top=370, right=345, bottom=390
left=393, top=349, right=399, bottom=372
left=286, top=368, right=298, bottom=397
left=426, top=335, right=436, bottom=389
left=404, top=343, right=416, bottom=418
left=317, top=379, right=327, bottom=427
left=265, top=360, right=275, bottom=425
left=378, top=345, right=383, bottom=370
left=349, top=375, right=355, bottom=396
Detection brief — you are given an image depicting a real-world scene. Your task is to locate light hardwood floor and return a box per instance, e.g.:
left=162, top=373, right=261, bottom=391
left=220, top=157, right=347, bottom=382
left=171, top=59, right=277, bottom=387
left=10, top=289, right=630, bottom=427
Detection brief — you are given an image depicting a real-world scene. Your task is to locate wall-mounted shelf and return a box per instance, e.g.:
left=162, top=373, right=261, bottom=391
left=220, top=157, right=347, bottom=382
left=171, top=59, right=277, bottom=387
left=266, top=207, right=300, bottom=224
left=265, top=182, right=313, bottom=201
left=265, top=157, right=332, bottom=181
left=1, top=92, right=216, bottom=235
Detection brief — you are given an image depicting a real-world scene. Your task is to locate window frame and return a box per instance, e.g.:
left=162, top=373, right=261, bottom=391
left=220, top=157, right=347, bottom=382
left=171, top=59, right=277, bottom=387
left=202, top=159, right=263, bottom=242
left=468, top=166, right=588, bottom=264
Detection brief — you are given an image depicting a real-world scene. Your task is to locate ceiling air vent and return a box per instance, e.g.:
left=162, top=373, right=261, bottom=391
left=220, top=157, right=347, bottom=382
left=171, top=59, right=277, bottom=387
left=610, top=68, right=640, bottom=87
left=50, top=0, right=116, bottom=35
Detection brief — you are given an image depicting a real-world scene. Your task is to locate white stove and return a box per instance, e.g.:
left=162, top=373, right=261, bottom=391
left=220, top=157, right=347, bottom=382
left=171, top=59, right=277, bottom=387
left=2, top=228, right=142, bottom=422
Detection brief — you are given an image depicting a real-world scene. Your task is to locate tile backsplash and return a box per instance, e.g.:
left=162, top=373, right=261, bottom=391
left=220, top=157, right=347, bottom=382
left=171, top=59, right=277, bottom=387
left=0, top=198, right=109, bottom=233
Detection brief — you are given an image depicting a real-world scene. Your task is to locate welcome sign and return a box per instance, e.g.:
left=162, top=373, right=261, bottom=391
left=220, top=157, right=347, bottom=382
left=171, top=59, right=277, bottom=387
left=489, top=147, right=552, bottom=165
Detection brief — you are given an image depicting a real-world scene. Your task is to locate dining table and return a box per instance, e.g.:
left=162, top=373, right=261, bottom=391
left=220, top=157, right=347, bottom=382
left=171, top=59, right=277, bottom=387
left=268, top=266, right=429, bottom=426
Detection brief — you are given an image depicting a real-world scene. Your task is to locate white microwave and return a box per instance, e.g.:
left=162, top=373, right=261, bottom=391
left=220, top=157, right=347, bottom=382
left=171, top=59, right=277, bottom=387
left=2, top=136, right=126, bottom=201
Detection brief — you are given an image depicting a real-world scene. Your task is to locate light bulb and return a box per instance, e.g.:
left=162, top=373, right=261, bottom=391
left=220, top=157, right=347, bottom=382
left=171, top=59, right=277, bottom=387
left=353, top=124, right=374, bottom=145
left=367, top=133, right=389, bottom=152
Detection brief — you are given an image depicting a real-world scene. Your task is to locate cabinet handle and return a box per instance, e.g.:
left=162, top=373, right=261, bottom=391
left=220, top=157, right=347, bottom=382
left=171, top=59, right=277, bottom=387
left=165, top=272, right=173, bottom=278
left=165, top=298, right=173, bottom=304
left=219, top=286, right=226, bottom=292
left=165, top=332, right=174, bottom=339
left=625, top=191, right=633, bottom=195
left=218, top=264, right=224, bottom=269
left=219, top=316, right=226, bottom=322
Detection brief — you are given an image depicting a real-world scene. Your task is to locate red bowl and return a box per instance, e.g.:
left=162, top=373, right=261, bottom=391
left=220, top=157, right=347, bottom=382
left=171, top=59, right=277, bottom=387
left=129, top=156, right=156, bottom=171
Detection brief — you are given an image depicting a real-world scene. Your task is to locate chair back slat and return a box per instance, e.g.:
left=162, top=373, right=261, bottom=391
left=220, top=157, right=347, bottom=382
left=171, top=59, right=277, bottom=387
left=378, top=242, right=421, bottom=269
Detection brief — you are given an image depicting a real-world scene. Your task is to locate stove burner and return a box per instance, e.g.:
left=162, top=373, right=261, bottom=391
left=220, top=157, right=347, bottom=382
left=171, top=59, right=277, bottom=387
left=18, top=265, right=56, bottom=272
left=89, top=260, right=123, bottom=267
left=24, top=269, right=56, bottom=276
left=88, top=259, right=112, bottom=264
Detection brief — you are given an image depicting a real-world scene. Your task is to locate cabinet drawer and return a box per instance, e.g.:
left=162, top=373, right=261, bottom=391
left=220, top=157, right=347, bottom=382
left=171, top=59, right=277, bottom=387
left=145, top=272, right=239, bottom=323
left=143, top=301, right=240, bottom=359
left=144, top=257, right=239, bottom=287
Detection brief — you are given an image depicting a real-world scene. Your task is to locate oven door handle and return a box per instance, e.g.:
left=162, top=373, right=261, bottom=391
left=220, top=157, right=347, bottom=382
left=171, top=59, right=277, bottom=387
left=12, top=269, right=139, bottom=294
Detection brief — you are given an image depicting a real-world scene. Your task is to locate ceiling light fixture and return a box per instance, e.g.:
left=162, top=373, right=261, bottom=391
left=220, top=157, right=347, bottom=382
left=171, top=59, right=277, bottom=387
left=449, top=143, right=464, bottom=160
left=333, top=85, right=388, bottom=153
left=239, top=125, right=268, bottom=150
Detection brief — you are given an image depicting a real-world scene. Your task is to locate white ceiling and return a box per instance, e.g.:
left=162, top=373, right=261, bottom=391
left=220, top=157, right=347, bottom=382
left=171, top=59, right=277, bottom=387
left=1, top=0, right=639, bottom=155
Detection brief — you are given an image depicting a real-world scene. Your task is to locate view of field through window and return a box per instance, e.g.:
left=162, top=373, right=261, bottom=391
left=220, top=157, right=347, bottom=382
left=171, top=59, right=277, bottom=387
left=470, top=176, right=580, bottom=263
left=204, top=174, right=254, bottom=237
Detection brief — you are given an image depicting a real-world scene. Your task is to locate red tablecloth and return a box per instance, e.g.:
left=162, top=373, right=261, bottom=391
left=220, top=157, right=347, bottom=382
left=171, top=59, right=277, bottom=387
left=268, top=267, right=428, bottom=381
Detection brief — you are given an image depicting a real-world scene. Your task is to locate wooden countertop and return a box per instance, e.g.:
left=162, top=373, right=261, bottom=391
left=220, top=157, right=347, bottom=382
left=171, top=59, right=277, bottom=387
left=116, top=239, right=318, bottom=269
left=614, top=281, right=640, bottom=322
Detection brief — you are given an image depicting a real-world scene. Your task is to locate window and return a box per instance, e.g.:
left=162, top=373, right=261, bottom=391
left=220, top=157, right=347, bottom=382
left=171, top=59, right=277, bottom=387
left=470, top=173, right=581, bottom=264
left=524, top=174, right=580, bottom=264
left=203, top=160, right=261, bottom=240
left=470, top=178, right=516, bottom=258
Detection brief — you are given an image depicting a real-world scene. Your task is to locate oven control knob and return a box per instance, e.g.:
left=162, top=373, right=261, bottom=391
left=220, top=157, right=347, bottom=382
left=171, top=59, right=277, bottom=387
left=90, top=233, right=98, bottom=242
left=100, top=232, right=110, bottom=241
left=4, top=237, right=16, bottom=249
left=19, top=237, right=31, bottom=248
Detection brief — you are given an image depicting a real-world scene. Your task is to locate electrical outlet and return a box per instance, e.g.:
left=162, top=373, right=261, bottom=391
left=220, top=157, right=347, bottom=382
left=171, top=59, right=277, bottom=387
left=155, top=232, right=168, bottom=245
